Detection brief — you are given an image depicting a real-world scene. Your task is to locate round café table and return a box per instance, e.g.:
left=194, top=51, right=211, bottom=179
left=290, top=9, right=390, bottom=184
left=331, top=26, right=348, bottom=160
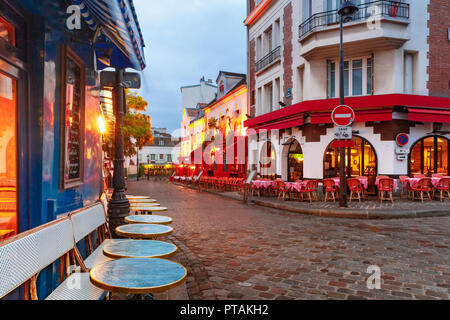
left=116, top=224, right=173, bottom=239
left=127, top=196, right=151, bottom=199
left=130, top=206, right=168, bottom=215
left=128, top=199, right=158, bottom=204
left=103, top=240, right=177, bottom=259
left=89, top=258, right=187, bottom=295
left=125, top=215, right=173, bottom=225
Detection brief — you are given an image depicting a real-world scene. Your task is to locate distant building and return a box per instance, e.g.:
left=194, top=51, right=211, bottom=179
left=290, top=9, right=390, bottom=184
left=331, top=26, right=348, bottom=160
left=139, top=129, right=181, bottom=166
left=180, top=77, right=218, bottom=109
left=179, top=71, right=248, bottom=178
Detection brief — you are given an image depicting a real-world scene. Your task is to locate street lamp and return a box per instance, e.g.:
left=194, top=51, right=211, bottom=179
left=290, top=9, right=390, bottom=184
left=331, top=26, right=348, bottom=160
left=338, top=0, right=359, bottom=208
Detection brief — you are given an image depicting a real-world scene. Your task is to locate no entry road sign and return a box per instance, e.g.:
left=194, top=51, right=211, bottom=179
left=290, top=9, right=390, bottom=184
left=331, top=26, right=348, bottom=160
left=332, top=105, right=355, bottom=127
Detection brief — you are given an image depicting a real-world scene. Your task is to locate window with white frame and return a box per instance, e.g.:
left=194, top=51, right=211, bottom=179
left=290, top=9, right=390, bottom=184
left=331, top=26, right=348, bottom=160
left=327, top=57, right=373, bottom=98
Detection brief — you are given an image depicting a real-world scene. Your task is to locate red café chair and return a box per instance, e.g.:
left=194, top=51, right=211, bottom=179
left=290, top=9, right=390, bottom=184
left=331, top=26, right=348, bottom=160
left=276, top=180, right=290, bottom=201
left=347, top=179, right=364, bottom=203
left=378, top=178, right=394, bottom=204
left=300, top=180, right=319, bottom=203
left=410, top=178, right=433, bottom=202
left=434, top=178, right=450, bottom=202
left=323, top=179, right=338, bottom=202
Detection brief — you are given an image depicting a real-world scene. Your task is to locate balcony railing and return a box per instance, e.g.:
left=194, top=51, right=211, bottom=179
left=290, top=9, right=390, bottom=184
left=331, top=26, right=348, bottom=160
left=255, top=46, right=281, bottom=73
left=299, top=0, right=410, bottom=40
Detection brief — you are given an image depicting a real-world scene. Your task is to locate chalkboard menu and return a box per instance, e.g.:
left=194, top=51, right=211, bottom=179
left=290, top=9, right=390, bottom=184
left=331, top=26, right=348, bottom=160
left=62, top=47, right=85, bottom=188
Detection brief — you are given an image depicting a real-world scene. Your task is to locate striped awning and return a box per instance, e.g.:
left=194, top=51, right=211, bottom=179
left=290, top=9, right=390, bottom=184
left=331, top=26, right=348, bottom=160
left=73, top=0, right=146, bottom=70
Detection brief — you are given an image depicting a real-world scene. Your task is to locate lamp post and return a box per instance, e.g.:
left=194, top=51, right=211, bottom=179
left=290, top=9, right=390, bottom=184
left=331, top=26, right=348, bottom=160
left=147, top=154, right=150, bottom=181
left=338, top=0, right=359, bottom=208
left=108, top=69, right=130, bottom=237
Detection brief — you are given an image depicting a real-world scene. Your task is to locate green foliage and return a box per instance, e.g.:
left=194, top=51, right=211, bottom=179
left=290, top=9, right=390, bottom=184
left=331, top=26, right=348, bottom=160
left=103, top=90, right=153, bottom=158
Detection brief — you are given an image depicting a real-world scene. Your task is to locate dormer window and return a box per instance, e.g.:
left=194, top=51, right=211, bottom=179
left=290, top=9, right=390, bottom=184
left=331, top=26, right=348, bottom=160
left=219, top=80, right=224, bottom=94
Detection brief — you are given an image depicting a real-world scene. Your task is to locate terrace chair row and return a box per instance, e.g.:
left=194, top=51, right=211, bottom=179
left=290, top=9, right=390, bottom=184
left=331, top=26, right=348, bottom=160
left=0, top=195, right=119, bottom=300
left=200, top=177, right=245, bottom=192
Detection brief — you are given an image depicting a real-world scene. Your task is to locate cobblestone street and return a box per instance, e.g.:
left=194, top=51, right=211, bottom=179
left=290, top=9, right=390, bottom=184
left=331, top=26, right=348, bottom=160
left=127, top=180, right=450, bottom=300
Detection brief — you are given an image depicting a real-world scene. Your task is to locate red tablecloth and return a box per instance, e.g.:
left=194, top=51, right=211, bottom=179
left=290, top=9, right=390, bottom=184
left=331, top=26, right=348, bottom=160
left=284, top=182, right=307, bottom=192
left=374, top=178, right=399, bottom=192
left=332, top=177, right=368, bottom=190
left=252, top=180, right=276, bottom=189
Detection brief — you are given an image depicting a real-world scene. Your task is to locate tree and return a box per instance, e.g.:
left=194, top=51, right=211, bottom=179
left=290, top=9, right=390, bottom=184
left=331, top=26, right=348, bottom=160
left=103, top=90, right=153, bottom=157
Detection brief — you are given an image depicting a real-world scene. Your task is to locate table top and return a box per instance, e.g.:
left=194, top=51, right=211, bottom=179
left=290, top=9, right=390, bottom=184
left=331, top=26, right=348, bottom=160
left=128, top=199, right=158, bottom=204
left=130, top=206, right=168, bottom=213
left=125, top=215, right=173, bottom=225
left=89, top=258, right=187, bottom=294
left=116, top=224, right=173, bottom=239
left=131, top=203, right=161, bottom=207
left=102, top=240, right=177, bottom=259
left=127, top=195, right=151, bottom=198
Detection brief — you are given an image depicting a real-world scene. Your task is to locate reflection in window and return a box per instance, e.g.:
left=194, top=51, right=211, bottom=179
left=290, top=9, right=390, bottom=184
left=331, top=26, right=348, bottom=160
left=410, top=137, right=449, bottom=176
left=0, top=15, right=15, bottom=46
left=0, top=72, right=17, bottom=241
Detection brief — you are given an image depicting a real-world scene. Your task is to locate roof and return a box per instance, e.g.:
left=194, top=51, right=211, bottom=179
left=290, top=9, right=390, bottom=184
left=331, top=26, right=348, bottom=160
left=185, top=108, right=201, bottom=118
left=216, top=71, right=247, bottom=83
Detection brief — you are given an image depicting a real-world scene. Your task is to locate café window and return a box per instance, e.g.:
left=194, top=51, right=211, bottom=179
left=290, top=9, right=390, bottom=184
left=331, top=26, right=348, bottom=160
left=0, top=71, right=17, bottom=240
left=327, top=57, right=373, bottom=98
left=0, top=15, right=15, bottom=46
left=61, top=46, right=85, bottom=189
left=410, top=136, right=449, bottom=176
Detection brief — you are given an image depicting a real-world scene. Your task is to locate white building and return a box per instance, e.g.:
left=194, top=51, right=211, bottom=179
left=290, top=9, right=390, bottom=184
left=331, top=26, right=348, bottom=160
left=244, top=0, right=450, bottom=190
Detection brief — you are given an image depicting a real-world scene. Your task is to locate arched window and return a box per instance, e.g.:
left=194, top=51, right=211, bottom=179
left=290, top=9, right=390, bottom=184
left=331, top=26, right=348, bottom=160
left=410, top=136, right=449, bottom=176
left=324, top=136, right=377, bottom=182
left=283, top=139, right=303, bottom=182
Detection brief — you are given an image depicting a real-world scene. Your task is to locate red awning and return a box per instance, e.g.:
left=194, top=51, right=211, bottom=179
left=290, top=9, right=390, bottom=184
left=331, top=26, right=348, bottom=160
left=408, top=108, right=450, bottom=123
left=310, top=109, right=393, bottom=124
left=245, top=94, right=450, bottom=129
left=254, top=116, right=303, bottom=132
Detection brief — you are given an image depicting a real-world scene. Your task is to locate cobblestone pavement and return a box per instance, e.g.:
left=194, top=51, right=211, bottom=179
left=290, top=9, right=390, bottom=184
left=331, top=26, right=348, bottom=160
left=126, top=180, right=450, bottom=300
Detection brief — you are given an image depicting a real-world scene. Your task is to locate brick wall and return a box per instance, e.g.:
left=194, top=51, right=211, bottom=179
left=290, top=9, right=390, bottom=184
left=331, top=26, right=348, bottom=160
left=249, top=38, right=256, bottom=117
left=427, top=0, right=450, bottom=97
left=283, top=3, right=293, bottom=105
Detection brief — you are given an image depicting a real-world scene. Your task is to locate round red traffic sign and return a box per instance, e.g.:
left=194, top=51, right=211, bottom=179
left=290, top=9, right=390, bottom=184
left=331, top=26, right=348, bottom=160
left=396, top=133, right=409, bottom=146
left=331, top=105, right=355, bottom=127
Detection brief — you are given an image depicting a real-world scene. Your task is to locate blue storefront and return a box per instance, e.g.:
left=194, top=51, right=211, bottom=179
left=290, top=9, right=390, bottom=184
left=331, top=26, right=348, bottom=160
left=0, top=0, right=145, bottom=298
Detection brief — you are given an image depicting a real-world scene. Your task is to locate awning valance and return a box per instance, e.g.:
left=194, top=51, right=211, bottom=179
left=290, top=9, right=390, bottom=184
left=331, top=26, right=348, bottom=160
left=408, top=108, right=450, bottom=124
left=254, top=117, right=304, bottom=132
left=73, top=0, right=146, bottom=71
left=310, top=109, right=393, bottom=124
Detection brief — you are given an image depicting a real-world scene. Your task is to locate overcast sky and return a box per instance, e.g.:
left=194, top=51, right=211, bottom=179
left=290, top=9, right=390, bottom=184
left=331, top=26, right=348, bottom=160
left=133, top=0, right=247, bottom=135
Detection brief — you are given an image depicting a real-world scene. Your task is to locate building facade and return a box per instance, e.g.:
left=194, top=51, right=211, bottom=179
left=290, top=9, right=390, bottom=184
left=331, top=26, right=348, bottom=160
left=0, top=0, right=146, bottom=299
left=245, top=0, right=450, bottom=190
left=179, top=72, right=248, bottom=178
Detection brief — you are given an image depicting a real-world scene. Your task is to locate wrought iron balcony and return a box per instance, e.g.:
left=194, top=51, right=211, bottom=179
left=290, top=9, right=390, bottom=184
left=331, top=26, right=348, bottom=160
left=255, top=46, right=281, bottom=73
left=299, top=0, right=410, bottom=40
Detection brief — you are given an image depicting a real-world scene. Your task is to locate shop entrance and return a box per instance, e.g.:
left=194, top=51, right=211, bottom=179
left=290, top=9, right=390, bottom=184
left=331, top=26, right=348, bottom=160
left=284, top=139, right=303, bottom=182
left=409, top=136, right=449, bottom=176
left=324, top=136, right=378, bottom=188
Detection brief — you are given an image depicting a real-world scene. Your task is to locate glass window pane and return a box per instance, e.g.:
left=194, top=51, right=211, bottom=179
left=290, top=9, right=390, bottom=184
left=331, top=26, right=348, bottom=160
left=0, top=72, right=17, bottom=241
left=352, top=67, right=363, bottom=96
left=0, top=16, right=15, bottom=46
left=329, top=62, right=336, bottom=98
left=410, top=141, right=422, bottom=175
left=437, top=138, right=448, bottom=175
left=423, top=137, right=435, bottom=175
left=344, top=61, right=349, bottom=97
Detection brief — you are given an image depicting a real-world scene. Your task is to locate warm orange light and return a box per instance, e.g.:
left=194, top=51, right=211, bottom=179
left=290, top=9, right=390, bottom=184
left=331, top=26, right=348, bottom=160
left=97, top=115, right=106, bottom=134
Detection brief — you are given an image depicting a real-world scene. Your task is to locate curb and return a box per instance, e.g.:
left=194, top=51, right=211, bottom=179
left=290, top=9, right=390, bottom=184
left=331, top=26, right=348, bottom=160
left=171, top=182, right=450, bottom=220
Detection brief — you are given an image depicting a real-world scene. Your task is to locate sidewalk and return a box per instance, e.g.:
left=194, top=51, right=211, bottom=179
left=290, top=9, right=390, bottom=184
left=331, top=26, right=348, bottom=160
left=172, top=183, right=450, bottom=220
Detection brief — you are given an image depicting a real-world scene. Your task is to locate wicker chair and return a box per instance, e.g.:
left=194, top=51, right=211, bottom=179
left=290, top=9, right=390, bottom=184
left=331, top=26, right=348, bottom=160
left=434, top=178, right=450, bottom=202
left=410, top=178, right=433, bottom=202
left=300, top=180, right=319, bottom=203
left=378, top=178, right=394, bottom=204
left=323, top=179, right=338, bottom=202
left=347, top=178, right=364, bottom=203
left=399, top=176, right=410, bottom=199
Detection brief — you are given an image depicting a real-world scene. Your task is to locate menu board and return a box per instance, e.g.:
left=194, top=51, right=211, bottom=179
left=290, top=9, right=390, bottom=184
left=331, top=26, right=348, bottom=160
left=63, top=49, right=84, bottom=188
